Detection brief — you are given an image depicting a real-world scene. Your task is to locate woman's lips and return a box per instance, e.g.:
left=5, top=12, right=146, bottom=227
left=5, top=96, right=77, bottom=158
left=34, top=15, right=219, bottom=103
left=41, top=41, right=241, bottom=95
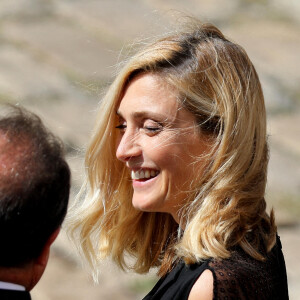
left=130, top=169, right=160, bottom=188
left=132, top=174, right=158, bottom=188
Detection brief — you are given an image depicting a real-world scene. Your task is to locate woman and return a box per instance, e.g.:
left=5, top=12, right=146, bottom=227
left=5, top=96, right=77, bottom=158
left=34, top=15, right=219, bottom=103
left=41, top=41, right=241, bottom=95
left=69, top=22, right=289, bottom=299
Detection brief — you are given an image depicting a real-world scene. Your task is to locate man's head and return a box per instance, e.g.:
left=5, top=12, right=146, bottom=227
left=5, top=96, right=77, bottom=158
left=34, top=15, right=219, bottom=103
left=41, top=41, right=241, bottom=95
left=0, top=104, right=70, bottom=289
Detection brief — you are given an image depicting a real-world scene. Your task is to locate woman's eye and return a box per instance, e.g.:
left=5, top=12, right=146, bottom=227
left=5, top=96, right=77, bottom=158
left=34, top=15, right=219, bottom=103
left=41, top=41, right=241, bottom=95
left=115, top=124, right=126, bottom=131
left=144, top=126, right=161, bottom=132
left=143, top=121, right=163, bottom=133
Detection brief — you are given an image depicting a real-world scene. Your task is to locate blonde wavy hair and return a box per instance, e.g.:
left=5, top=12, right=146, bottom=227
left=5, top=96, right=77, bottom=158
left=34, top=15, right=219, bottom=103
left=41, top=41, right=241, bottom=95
left=68, top=22, right=276, bottom=277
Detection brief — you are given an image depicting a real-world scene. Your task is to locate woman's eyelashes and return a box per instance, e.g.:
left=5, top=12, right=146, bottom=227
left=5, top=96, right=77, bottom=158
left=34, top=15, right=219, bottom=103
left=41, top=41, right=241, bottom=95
left=115, top=119, right=163, bottom=134
left=144, top=126, right=161, bottom=132
left=143, top=120, right=163, bottom=133
left=115, top=123, right=126, bottom=129
left=115, top=123, right=127, bottom=133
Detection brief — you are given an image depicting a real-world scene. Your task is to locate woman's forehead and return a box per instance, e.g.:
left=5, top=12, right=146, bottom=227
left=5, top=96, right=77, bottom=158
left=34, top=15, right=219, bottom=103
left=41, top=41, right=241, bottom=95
left=117, top=73, right=181, bottom=117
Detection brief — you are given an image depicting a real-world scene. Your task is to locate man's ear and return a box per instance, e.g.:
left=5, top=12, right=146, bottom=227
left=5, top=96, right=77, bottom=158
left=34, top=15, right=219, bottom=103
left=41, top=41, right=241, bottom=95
left=46, top=227, right=61, bottom=247
left=36, top=227, right=60, bottom=267
left=28, top=227, right=61, bottom=291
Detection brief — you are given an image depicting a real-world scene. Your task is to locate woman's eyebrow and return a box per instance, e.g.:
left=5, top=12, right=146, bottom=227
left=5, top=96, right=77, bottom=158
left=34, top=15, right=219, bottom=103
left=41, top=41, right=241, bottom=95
left=132, top=111, right=167, bottom=120
left=116, top=110, right=168, bottom=121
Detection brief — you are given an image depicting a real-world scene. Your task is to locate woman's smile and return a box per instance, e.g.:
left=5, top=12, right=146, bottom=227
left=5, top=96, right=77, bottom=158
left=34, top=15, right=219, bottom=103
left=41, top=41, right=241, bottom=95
left=131, top=169, right=159, bottom=180
left=131, top=169, right=160, bottom=189
left=132, top=173, right=159, bottom=189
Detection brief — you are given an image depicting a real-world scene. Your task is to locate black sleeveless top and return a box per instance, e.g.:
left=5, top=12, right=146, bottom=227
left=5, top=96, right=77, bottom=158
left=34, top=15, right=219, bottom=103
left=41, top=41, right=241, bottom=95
left=143, top=236, right=289, bottom=300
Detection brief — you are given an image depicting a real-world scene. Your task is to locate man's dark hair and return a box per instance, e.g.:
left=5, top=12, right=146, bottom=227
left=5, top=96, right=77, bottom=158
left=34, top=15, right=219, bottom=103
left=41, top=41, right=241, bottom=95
left=0, top=105, right=70, bottom=267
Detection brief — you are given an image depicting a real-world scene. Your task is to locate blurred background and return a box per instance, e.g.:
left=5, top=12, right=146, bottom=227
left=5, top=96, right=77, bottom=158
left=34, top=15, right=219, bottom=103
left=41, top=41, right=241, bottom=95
left=0, top=0, right=299, bottom=299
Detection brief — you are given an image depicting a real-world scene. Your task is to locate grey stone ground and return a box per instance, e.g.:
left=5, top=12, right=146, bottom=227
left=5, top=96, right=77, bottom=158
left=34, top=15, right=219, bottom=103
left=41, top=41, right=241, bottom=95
left=0, top=1, right=299, bottom=299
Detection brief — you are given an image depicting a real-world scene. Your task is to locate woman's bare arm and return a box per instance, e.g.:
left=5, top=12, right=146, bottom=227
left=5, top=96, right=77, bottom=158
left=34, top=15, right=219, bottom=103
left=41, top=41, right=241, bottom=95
left=188, top=269, right=213, bottom=300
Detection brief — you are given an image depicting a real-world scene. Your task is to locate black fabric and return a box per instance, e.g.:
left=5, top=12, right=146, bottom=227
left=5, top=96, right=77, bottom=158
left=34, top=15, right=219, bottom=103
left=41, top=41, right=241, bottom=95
left=143, top=259, right=210, bottom=300
left=143, top=236, right=289, bottom=300
left=0, top=289, right=31, bottom=300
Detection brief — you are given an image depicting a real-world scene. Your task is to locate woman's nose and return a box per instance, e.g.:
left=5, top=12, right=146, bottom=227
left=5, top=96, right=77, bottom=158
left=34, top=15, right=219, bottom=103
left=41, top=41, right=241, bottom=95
left=116, top=132, right=141, bottom=162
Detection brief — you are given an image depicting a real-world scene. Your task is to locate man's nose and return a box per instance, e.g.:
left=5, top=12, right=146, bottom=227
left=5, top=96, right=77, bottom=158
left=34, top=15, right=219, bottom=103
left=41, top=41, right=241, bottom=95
left=116, top=131, right=141, bottom=162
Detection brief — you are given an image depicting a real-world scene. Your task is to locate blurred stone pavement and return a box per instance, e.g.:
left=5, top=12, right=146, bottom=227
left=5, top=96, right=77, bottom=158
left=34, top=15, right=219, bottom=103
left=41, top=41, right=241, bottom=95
left=0, top=0, right=299, bottom=299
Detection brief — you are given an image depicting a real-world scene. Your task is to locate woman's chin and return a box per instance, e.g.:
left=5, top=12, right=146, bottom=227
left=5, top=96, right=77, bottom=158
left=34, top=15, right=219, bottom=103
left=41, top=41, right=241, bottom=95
left=132, top=201, right=155, bottom=212
left=132, top=196, right=162, bottom=213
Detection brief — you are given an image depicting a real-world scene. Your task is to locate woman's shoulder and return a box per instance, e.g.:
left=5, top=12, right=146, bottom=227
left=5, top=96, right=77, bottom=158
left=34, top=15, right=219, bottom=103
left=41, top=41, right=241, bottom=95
left=189, top=247, right=267, bottom=300
left=204, top=239, right=289, bottom=300
left=188, top=269, right=213, bottom=300
left=145, top=238, right=288, bottom=300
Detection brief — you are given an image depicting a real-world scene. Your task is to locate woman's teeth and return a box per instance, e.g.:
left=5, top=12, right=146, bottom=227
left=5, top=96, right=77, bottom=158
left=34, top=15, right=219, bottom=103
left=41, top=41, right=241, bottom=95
left=131, top=170, right=159, bottom=180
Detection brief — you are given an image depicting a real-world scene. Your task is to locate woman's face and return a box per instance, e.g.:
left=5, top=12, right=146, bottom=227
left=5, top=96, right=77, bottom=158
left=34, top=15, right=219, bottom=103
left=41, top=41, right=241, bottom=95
left=116, top=73, right=211, bottom=222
